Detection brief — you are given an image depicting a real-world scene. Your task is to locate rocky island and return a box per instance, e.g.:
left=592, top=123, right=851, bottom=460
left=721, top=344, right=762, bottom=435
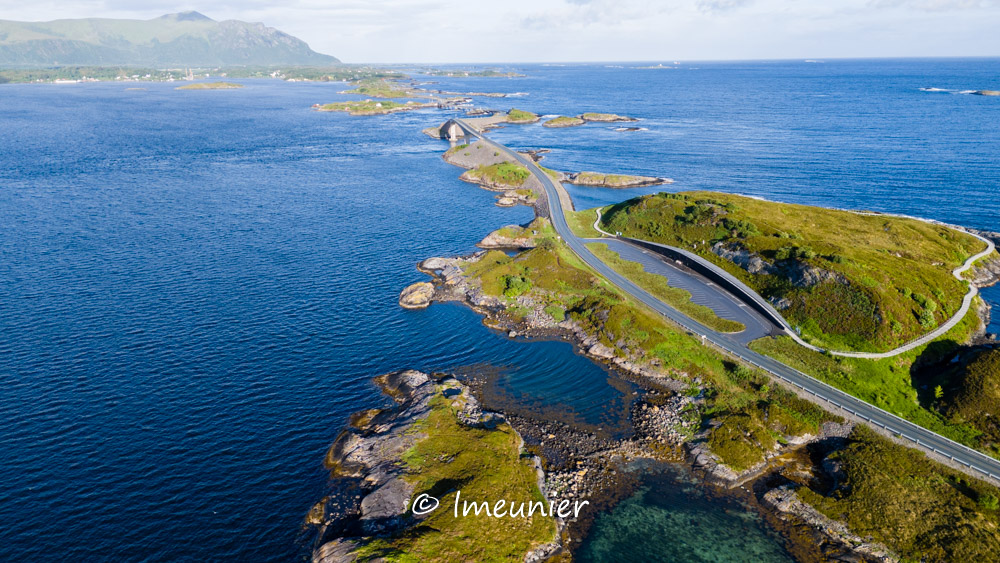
left=542, top=116, right=585, bottom=128
left=579, top=112, right=638, bottom=123
left=564, top=171, right=672, bottom=188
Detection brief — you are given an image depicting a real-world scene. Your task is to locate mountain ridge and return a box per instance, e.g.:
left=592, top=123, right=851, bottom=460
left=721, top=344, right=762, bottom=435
left=0, top=12, right=339, bottom=67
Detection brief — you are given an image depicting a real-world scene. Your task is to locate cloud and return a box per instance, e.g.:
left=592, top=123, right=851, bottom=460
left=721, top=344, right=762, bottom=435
left=697, top=0, right=752, bottom=12
left=867, top=0, right=998, bottom=10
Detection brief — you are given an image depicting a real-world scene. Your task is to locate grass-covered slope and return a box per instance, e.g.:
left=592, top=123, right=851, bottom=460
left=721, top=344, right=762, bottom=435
left=942, top=348, right=1000, bottom=449
left=600, top=191, right=986, bottom=352
left=799, top=425, right=1000, bottom=562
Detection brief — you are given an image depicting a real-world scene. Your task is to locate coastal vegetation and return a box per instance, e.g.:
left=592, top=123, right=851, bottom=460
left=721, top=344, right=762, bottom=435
left=316, top=100, right=422, bottom=116
left=175, top=81, right=243, bottom=90
left=462, top=163, right=532, bottom=189
left=599, top=191, right=987, bottom=352
left=506, top=108, right=539, bottom=123
left=342, top=78, right=411, bottom=99
left=543, top=116, right=585, bottom=128
left=750, top=304, right=994, bottom=455
left=797, top=425, right=1000, bottom=561
left=941, top=348, right=1000, bottom=450
left=352, top=393, right=557, bottom=561
left=586, top=243, right=746, bottom=333
left=460, top=231, right=838, bottom=472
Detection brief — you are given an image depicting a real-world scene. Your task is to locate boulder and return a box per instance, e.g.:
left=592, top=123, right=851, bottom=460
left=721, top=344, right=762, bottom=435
left=399, top=282, right=434, bottom=309
left=313, top=539, right=358, bottom=563
left=359, top=477, right=415, bottom=533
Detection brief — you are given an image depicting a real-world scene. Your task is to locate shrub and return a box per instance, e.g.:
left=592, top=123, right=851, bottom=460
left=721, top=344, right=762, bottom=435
left=979, top=493, right=999, bottom=511
left=721, top=218, right=760, bottom=238
left=502, top=275, right=532, bottom=298
left=544, top=305, right=565, bottom=322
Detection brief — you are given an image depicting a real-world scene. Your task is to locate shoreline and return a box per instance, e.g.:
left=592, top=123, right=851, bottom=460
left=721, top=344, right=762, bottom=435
left=313, top=95, right=1000, bottom=562
left=407, top=250, right=896, bottom=561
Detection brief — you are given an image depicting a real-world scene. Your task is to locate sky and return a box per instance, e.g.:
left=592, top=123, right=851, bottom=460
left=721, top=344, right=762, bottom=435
left=1, top=0, right=998, bottom=63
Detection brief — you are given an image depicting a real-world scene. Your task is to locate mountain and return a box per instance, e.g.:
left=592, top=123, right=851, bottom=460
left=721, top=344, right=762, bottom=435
left=0, top=12, right=339, bottom=67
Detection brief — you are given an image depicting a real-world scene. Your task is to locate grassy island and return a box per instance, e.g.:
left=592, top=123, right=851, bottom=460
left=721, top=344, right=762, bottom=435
left=316, top=99, right=426, bottom=116
left=506, top=108, right=539, bottom=123
left=463, top=162, right=532, bottom=188
left=342, top=78, right=411, bottom=99
left=175, top=82, right=243, bottom=90
left=543, top=116, right=585, bottom=128
left=599, top=191, right=986, bottom=352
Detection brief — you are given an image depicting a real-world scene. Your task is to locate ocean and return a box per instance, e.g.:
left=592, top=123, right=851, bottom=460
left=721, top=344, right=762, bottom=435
left=1, top=59, right=998, bottom=561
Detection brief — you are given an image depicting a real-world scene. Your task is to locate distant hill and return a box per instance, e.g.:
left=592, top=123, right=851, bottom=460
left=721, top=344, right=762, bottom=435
left=0, top=11, right=339, bottom=67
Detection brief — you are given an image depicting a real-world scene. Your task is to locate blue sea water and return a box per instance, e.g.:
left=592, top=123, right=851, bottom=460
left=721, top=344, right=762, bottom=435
left=1, top=59, right=998, bottom=561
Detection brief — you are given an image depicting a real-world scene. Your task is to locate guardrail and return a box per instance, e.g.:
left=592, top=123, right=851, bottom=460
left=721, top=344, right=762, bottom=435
left=694, top=334, right=1000, bottom=484
left=452, top=118, right=1000, bottom=485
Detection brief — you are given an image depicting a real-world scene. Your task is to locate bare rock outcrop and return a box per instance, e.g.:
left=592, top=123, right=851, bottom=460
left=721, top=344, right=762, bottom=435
left=398, top=282, right=434, bottom=309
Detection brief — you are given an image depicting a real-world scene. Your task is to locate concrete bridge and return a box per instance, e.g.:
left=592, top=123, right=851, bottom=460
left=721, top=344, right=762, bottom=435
left=438, top=119, right=467, bottom=141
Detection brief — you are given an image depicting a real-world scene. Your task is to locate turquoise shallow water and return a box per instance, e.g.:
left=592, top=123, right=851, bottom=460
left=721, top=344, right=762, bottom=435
left=578, top=467, right=794, bottom=562
left=1, top=59, right=998, bottom=561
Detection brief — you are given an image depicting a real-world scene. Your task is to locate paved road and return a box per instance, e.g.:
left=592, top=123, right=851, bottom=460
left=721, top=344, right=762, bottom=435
left=452, top=118, right=1000, bottom=485
left=585, top=238, right=777, bottom=344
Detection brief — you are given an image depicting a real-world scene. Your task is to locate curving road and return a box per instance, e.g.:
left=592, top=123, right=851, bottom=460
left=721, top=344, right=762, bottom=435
left=451, top=118, right=1000, bottom=485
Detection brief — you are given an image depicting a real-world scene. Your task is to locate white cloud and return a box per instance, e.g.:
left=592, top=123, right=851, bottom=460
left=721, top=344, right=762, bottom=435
left=0, top=0, right=997, bottom=62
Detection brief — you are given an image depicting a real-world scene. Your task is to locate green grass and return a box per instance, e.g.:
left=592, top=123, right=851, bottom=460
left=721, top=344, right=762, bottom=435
left=566, top=208, right=604, bottom=239
left=587, top=242, right=746, bottom=333
left=343, top=79, right=410, bottom=98
left=750, top=302, right=994, bottom=457
left=462, top=238, right=838, bottom=471
left=318, top=100, right=408, bottom=115
left=506, top=108, right=538, bottom=123
left=175, top=82, right=242, bottom=90
left=601, top=191, right=987, bottom=352
left=797, top=425, right=1000, bottom=562
left=465, top=162, right=532, bottom=188
left=542, top=116, right=584, bottom=127
left=941, top=348, right=1000, bottom=450
left=351, top=392, right=556, bottom=562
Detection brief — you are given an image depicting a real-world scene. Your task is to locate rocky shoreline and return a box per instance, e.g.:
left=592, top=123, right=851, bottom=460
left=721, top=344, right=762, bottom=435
left=312, top=370, right=563, bottom=563
left=402, top=249, right=899, bottom=561
left=564, top=171, right=672, bottom=188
